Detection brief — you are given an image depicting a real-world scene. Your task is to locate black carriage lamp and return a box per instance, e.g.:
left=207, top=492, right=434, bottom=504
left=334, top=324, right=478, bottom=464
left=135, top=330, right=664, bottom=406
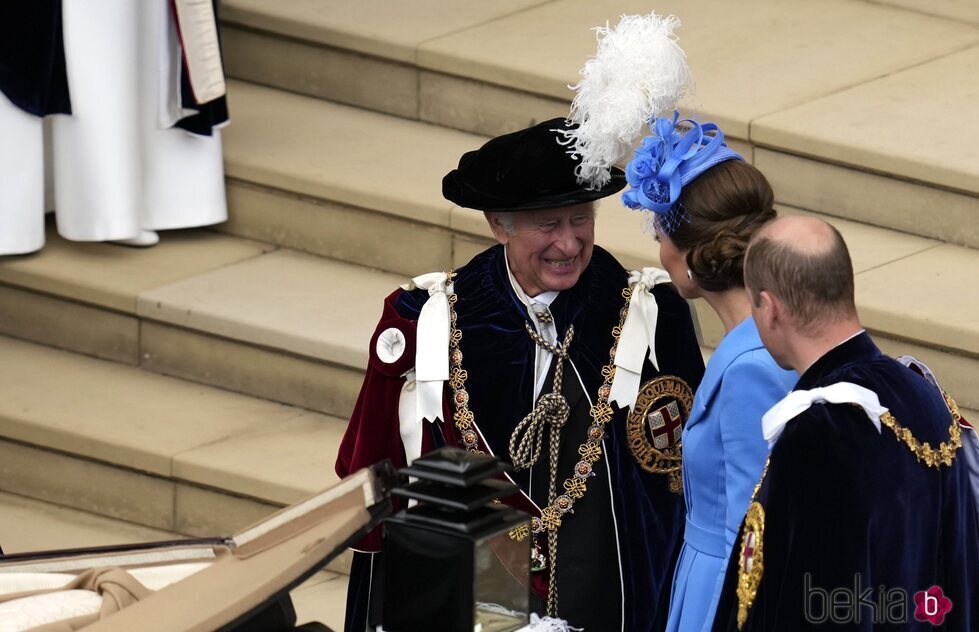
left=379, top=447, right=531, bottom=632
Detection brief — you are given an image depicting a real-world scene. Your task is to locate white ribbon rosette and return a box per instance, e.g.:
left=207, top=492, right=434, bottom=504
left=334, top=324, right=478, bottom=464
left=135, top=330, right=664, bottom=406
left=397, top=272, right=452, bottom=464
left=607, top=267, right=673, bottom=411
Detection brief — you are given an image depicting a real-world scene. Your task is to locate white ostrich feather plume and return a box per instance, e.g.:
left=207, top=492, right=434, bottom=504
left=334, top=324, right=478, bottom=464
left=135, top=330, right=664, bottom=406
left=561, top=13, right=692, bottom=189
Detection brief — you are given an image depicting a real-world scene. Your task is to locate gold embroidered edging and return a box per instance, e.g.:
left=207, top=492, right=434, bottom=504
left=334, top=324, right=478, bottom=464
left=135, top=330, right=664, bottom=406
left=878, top=390, right=963, bottom=469
left=735, top=456, right=770, bottom=630
left=736, top=501, right=766, bottom=630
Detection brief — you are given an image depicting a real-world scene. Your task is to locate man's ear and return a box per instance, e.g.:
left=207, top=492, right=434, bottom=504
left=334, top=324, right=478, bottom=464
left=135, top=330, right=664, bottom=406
left=758, top=290, right=779, bottom=331
left=484, top=212, right=511, bottom=245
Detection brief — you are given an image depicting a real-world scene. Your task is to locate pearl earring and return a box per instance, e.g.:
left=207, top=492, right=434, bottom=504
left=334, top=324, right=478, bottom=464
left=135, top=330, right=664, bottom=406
left=686, top=269, right=693, bottom=280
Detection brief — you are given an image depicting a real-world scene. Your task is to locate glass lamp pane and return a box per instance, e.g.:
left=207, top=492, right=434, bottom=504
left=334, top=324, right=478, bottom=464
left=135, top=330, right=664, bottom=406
left=473, top=519, right=530, bottom=632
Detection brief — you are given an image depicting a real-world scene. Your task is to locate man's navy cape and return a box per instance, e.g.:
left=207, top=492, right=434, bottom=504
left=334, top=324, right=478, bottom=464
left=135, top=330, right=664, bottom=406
left=0, top=3, right=70, bottom=116
left=712, top=333, right=979, bottom=631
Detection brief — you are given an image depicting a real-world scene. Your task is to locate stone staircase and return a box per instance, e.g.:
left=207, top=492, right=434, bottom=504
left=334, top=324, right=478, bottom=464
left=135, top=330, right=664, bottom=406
left=0, top=0, right=977, bottom=625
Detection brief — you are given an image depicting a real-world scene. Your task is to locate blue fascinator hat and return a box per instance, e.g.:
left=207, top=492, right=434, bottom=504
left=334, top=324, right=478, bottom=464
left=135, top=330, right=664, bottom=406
left=622, top=112, right=743, bottom=231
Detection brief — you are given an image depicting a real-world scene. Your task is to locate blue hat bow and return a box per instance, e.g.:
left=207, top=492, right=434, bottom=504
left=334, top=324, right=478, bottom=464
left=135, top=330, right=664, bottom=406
left=622, top=111, right=742, bottom=222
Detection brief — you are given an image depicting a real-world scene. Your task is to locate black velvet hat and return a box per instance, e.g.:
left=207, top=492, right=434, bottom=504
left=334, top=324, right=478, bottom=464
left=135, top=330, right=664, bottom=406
left=442, top=118, right=625, bottom=212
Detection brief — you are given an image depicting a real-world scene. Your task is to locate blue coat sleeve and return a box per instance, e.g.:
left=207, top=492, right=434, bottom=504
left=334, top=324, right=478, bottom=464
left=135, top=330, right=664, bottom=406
left=702, top=350, right=794, bottom=632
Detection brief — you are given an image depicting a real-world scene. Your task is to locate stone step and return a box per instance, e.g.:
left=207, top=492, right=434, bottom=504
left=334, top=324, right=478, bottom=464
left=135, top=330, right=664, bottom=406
left=220, top=0, right=979, bottom=246
left=871, top=0, right=979, bottom=25
left=0, top=491, right=176, bottom=554
left=220, top=80, right=485, bottom=279
left=0, top=226, right=397, bottom=418
left=136, top=247, right=403, bottom=418
left=0, top=335, right=353, bottom=576
left=1, top=217, right=976, bottom=418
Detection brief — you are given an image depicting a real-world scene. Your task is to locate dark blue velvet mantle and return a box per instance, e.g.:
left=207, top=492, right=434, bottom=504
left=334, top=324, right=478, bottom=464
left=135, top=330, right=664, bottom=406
left=394, top=244, right=706, bottom=631
left=0, top=3, right=71, bottom=116
left=712, top=333, right=979, bottom=631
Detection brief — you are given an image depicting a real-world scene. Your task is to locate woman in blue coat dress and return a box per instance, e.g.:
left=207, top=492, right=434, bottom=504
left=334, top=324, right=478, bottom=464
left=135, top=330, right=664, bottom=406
left=621, top=113, right=798, bottom=632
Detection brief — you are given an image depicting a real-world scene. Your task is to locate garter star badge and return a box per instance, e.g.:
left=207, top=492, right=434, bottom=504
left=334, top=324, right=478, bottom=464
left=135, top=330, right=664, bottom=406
left=736, top=501, right=766, bottom=630
left=626, top=376, right=692, bottom=493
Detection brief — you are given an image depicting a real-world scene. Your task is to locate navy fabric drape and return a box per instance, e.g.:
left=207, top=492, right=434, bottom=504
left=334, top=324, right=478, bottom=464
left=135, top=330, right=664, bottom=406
left=712, top=333, right=979, bottom=631
left=0, top=2, right=71, bottom=116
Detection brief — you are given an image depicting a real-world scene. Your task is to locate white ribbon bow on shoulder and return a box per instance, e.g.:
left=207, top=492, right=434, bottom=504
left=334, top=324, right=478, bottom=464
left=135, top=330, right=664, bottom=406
left=397, top=272, right=453, bottom=464
left=761, top=382, right=887, bottom=447
left=608, top=267, right=673, bottom=411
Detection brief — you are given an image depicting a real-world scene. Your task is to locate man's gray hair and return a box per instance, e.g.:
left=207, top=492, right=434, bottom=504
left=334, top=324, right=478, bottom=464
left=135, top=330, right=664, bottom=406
left=491, top=212, right=517, bottom=235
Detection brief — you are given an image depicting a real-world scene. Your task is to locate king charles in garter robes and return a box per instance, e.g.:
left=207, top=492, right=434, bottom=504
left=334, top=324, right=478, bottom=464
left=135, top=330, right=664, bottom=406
left=336, top=119, right=706, bottom=632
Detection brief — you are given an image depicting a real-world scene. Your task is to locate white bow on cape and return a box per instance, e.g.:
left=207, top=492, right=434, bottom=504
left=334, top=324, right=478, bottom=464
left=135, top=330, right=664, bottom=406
left=607, top=267, right=672, bottom=411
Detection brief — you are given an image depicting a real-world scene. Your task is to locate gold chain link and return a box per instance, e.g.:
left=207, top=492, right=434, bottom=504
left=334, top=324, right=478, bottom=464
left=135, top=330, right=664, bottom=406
left=446, top=279, right=632, bottom=536
left=443, top=276, right=632, bottom=616
left=878, top=390, right=963, bottom=468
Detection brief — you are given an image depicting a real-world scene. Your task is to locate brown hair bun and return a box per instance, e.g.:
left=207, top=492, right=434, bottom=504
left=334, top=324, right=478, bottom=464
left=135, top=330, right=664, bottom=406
left=670, top=160, right=775, bottom=292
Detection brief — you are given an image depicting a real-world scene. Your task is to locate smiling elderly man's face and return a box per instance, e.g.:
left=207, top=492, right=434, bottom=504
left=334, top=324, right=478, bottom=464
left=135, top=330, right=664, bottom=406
left=486, top=203, right=596, bottom=297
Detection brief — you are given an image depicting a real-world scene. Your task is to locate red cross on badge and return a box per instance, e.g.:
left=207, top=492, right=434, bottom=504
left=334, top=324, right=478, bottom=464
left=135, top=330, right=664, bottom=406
left=741, top=531, right=756, bottom=573
left=647, top=400, right=683, bottom=449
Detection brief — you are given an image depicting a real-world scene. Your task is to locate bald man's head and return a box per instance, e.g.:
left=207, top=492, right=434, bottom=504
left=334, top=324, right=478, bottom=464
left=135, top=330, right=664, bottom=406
left=745, top=216, right=857, bottom=333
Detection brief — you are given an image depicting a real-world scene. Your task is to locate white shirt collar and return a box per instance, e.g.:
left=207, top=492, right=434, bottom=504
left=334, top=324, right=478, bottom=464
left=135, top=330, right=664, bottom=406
left=531, top=291, right=558, bottom=306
